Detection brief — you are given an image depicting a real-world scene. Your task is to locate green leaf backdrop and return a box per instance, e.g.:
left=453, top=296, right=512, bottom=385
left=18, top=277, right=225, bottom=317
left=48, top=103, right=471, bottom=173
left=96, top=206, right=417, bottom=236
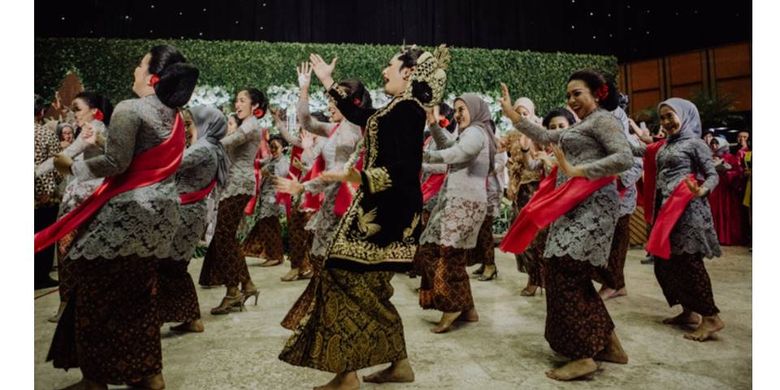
left=35, top=38, right=617, bottom=115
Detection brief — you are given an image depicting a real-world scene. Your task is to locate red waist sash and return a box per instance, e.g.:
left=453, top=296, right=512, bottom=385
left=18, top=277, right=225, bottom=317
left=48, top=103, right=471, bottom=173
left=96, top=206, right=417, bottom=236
left=421, top=173, right=446, bottom=203
left=499, top=166, right=615, bottom=254
left=645, top=175, right=697, bottom=260
left=35, top=112, right=186, bottom=253
left=180, top=179, right=216, bottom=205
left=642, top=140, right=667, bottom=224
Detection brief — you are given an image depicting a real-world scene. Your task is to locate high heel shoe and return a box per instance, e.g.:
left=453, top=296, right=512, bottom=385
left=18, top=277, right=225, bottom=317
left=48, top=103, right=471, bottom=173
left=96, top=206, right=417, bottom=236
left=478, top=269, right=498, bottom=281
left=471, top=265, right=485, bottom=276
left=241, top=288, right=260, bottom=306
left=210, top=294, right=244, bottom=315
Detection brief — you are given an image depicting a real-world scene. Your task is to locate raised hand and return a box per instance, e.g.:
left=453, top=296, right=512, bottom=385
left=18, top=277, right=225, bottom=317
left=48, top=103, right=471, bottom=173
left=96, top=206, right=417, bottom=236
left=301, top=130, right=315, bottom=150
left=53, top=153, right=74, bottom=176
left=275, top=175, right=304, bottom=196
left=499, top=83, right=521, bottom=123
left=270, top=107, right=287, bottom=124
left=309, top=53, right=337, bottom=88
left=551, top=144, right=585, bottom=178
left=297, top=61, right=312, bottom=90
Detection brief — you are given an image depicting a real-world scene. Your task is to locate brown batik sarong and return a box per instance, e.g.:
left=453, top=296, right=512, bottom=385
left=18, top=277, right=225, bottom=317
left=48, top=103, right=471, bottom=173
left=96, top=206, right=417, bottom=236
left=515, top=227, right=548, bottom=288
left=199, top=194, right=252, bottom=287
left=545, top=255, right=615, bottom=359
left=241, top=216, right=284, bottom=261
left=158, top=259, right=200, bottom=323
left=592, top=214, right=631, bottom=290
left=654, top=252, right=720, bottom=316
left=416, top=243, right=474, bottom=312
left=281, top=255, right=324, bottom=330
left=279, top=267, right=407, bottom=373
left=56, top=231, right=78, bottom=300
left=287, top=209, right=313, bottom=270
left=47, top=256, right=162, bottom=385
left=467, top=215, right=495, bottom=267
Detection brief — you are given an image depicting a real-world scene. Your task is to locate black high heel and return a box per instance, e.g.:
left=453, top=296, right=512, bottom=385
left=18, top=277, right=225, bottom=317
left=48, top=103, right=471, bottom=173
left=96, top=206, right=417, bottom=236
left=471, top=265, right=485, bottom=275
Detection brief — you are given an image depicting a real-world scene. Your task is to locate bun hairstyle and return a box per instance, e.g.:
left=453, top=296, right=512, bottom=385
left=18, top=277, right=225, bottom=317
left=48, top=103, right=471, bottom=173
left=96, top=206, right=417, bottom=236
left=542, top=107, right=577, bottom=128
left=567, top=69, right=619, bottom=111
left=397, top=46, right=433, bottom=104
left=239, top=87, right=269, bottom=118
left=148, top=45, right=199, bottom=108
left=311, top=111, right=330, bottom=123
left=74, top=91, right=114, bottom=126
left=269, top=134, right=288, bottom=149
left=438, top=102, right=457, bottom=132
left=337, top=79, right=373, bottom=110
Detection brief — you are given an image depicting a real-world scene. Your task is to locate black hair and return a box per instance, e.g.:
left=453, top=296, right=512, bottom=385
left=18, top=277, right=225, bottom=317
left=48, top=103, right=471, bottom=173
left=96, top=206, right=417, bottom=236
left=269, top=134, right=288, bottom=149
left=311, top=111, right=330, bottom=123
left=336, top=79, right=373, bottom=110
left=34, top=94, right=45, bottom=116
left=396, top=45, right=433, bottom=104
left=147, top=45, right=199, bottom=108
left=74, top=91, right=114, bottom=126
left=238, top=87, right=269, bottom=118
left=542, top=108, right=577, bottom=129
left=438, top=102, right=457, bottom=132
left=567, top=69, right=619, bottom=111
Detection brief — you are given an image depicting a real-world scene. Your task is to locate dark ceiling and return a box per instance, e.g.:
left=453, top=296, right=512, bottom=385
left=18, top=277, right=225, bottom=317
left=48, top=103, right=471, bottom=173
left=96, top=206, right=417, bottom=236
left=35, top=0, right=751, bottom=62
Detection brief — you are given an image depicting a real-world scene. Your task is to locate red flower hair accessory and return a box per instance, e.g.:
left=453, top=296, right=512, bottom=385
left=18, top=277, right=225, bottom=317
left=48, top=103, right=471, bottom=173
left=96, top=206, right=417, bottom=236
left=253, top=108, right=265, bottom=118
left=148, top=74, right=160, bottom=87
left=353, top=97, right=362, bottom=107
left=93, top=109, right=104, bottom=122
left=596, top=84, right=609, bottom=100
left=438, top=118, right=450, bottom=128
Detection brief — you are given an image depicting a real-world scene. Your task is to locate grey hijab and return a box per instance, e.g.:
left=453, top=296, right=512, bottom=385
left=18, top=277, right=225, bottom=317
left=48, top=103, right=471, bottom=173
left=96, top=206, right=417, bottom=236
left=190, top=105, right=229, bottom=187
left=658, top=98, right=702, bottom=143
left=456, top=93, right=497, bottom=172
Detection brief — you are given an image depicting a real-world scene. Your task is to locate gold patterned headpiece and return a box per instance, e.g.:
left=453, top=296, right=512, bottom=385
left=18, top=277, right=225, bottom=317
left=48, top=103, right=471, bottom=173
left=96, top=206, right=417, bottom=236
left=406, top=44, right=450, bottom=108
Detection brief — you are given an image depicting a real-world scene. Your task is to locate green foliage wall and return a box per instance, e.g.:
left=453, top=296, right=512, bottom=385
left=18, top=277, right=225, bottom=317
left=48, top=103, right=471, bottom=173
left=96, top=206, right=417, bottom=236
left=35, top=38, right=617, bottom=115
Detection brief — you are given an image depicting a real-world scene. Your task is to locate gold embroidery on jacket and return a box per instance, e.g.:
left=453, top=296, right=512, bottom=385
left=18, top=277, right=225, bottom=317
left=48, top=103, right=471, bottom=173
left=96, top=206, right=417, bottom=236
left=356, top=207, right=381, bottom=238
left=364, top=167, right=392, bottom=193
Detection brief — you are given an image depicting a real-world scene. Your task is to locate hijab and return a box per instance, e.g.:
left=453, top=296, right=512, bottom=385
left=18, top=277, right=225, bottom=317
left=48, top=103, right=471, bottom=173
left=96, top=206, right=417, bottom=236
left=456, top=93, right=496, bottom=172
left=189, top=105, right=229, bottom=187
left=657, top=98, right=702, bottom=143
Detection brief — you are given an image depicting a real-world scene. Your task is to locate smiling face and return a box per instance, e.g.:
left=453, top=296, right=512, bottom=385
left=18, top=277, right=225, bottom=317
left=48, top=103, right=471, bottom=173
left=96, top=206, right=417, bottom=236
left=234, top=90, right=258, bottom=120
left=566, top=80, right=598, bottom=119
left=132, top=53, right=152, bottom=97
left=72, top=98, right=94, bottom=127
left=515, top=105, right=531, bottom=119
left=269, top=139, right=283, bottom=157
left=382, top=54, right=413, bottom=97
left=60, top=126, right=74, bottom=143
left=658, top=105, right=682, bottom=136
left=327, top=98, right=344, bottom=123
left=454, top=99, right=471, bottom=128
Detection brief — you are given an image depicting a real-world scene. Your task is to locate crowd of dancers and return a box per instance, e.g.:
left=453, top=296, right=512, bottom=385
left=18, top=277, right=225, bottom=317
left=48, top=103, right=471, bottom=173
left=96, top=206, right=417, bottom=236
left=33, top=43, right=730, bottom=389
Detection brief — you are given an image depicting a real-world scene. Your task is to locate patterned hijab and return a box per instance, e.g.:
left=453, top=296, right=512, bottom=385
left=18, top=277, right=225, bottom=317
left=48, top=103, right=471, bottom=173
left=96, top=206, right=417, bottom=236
left=456, top=93, right=496, bottom=171
left=189, top=105, right=230, bottom=187
left=658, top=98, right=702, bottom=143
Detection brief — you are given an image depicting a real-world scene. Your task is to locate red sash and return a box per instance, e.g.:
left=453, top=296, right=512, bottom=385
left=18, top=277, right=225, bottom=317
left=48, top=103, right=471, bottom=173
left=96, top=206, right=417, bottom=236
left=180, top=180, right=217, bottom=205
left=645, top=175, right=697, bottom=260
left=244, top=129, right=272, bottom=215
left=34, top=113, right=186, bottom=253
left=421, top=174, right=446, bottom=203
left=642, top=140, right=667, bottom=224
left=499, top=166, right=615, bottom=254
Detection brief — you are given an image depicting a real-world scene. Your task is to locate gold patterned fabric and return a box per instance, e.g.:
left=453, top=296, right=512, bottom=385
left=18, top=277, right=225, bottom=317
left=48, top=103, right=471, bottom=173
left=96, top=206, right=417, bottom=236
left=279, top=268, right=407, bottom=373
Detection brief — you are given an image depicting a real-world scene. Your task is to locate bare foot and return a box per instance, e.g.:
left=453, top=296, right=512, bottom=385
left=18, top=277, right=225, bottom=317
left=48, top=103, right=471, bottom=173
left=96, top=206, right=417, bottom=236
left=662, top=311, right=701, bottom=326
left=598, top=287, right=627, bottom=301
left=456, top=307, right=479, bottom=322
left=431, top=311, right=461, bottom=333
left=595, top=331, right=628, bottom=364
left=48, top=302, right=67, bottom=323
left=314, top=372, right=359, bottom=390
left=170, top=319, right=204, bottom=333
left=259, top=258, right=283, bottom=267
left=684, top=315, right=725, bottom=342
left=545, top=358, right=599, bottom=381
left=128, top=373, right=165, bottom=389
left=363, top=359, right=415, bottom=383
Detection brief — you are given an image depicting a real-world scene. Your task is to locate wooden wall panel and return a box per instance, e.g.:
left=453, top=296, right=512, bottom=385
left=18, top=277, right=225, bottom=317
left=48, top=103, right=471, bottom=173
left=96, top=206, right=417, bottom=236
left=713, top=43, right=751, bottom=79
left=669, top=52, right=704, bottom=85
left=630, top=60, right=661, bottom=91
left=717, top=78, right=752, bottom=111
left=670, top=84, right=705, bottom=100
left=631, top=90, right=661, bottom=113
